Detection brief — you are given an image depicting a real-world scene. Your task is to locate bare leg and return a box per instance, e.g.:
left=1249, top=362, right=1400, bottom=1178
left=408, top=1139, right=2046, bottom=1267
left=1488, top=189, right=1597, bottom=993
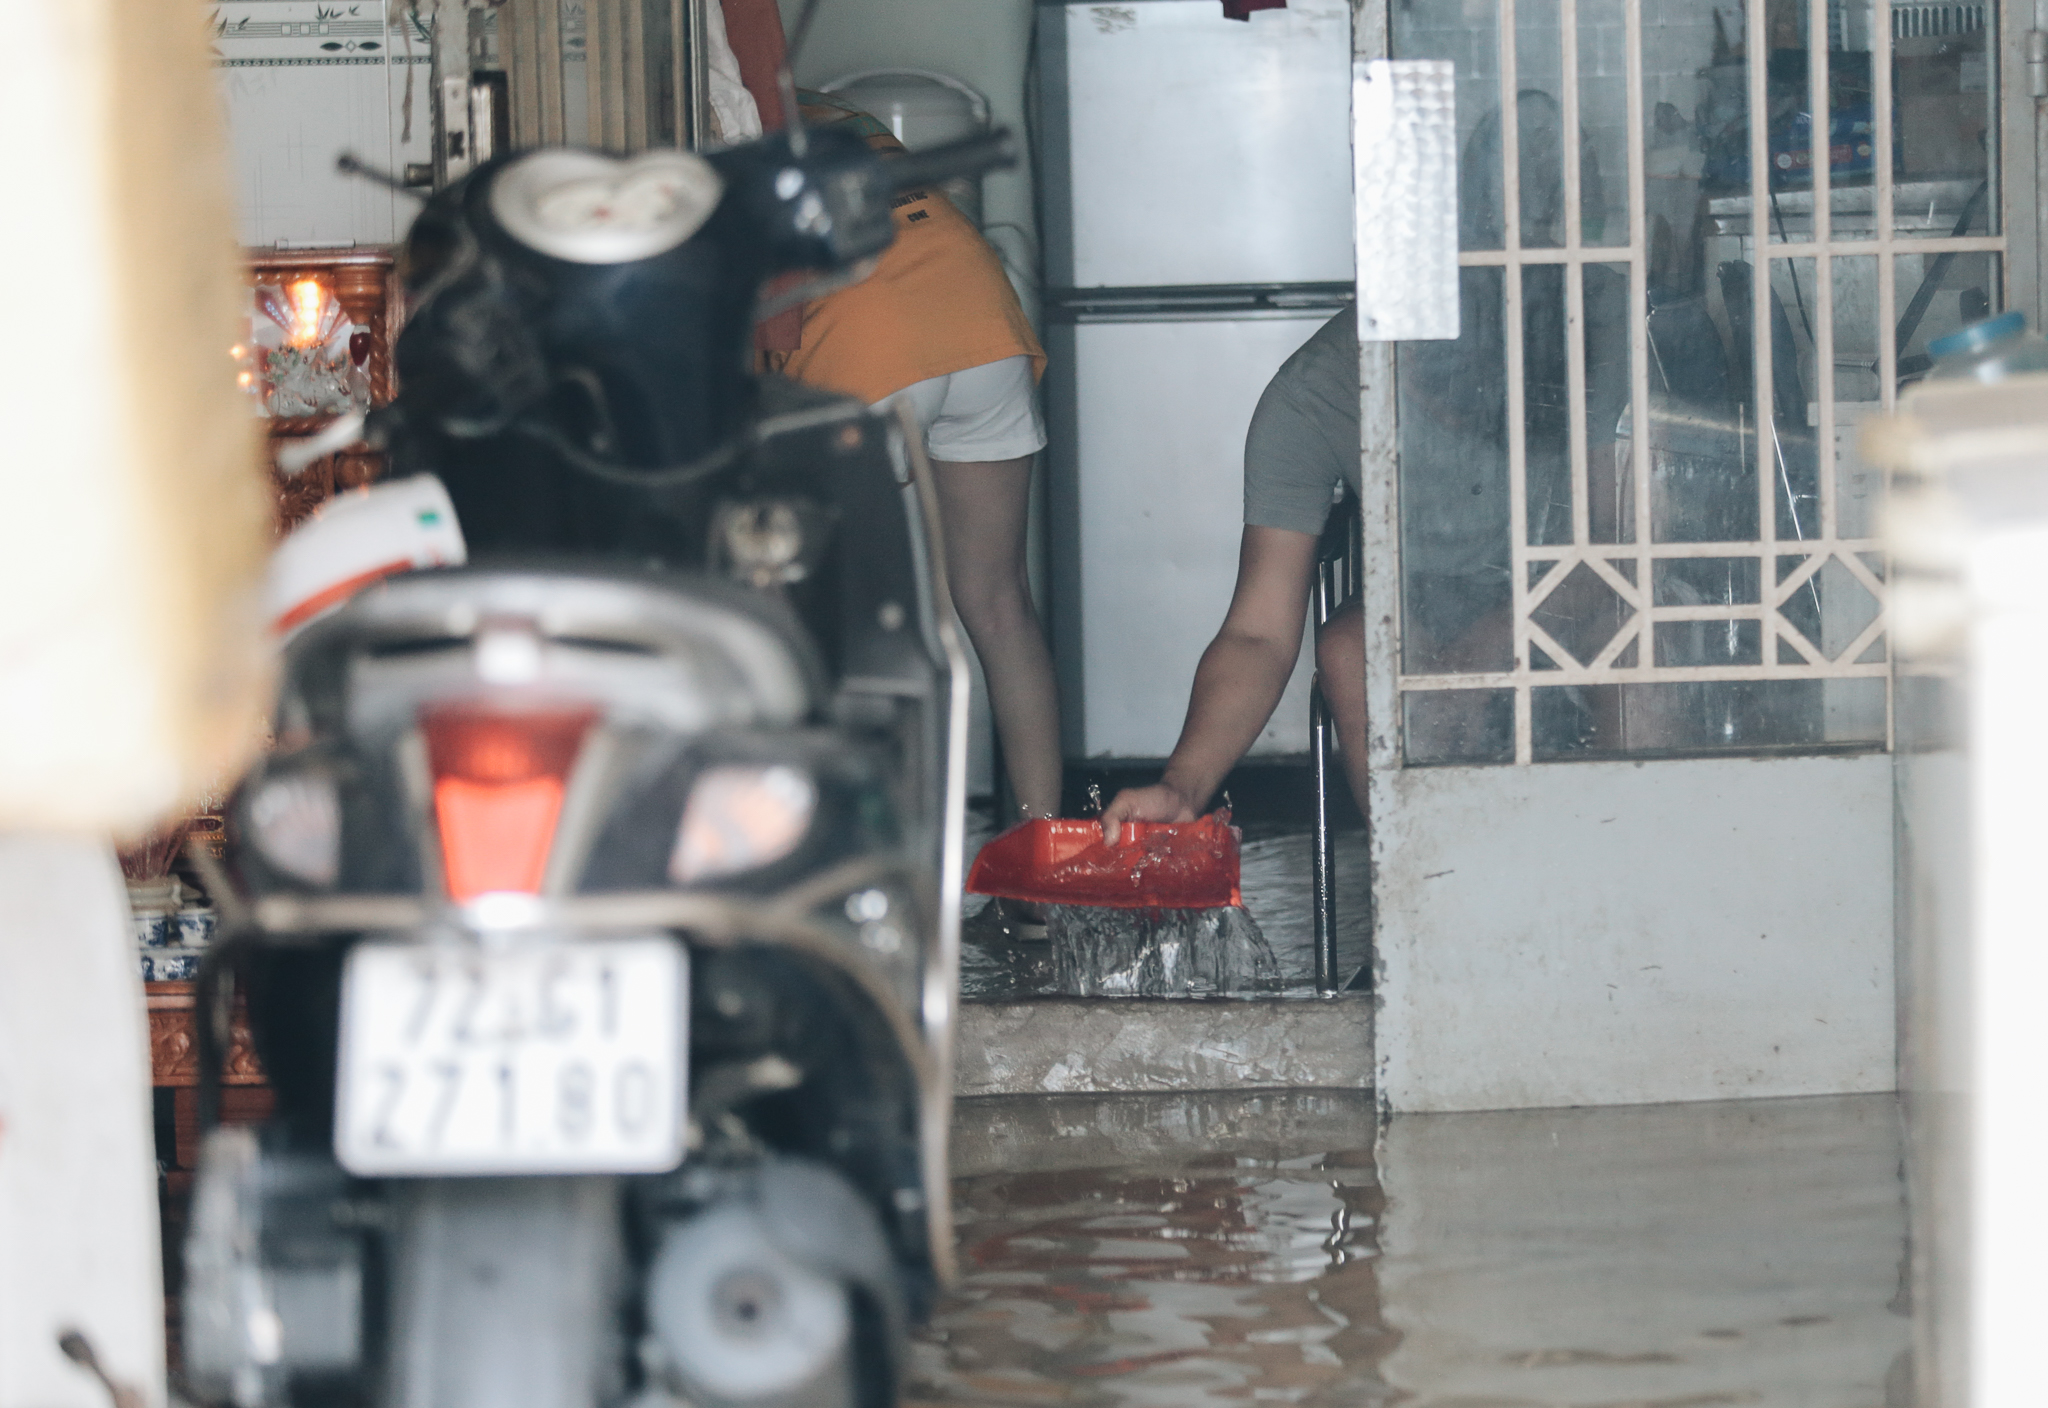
left=930, top=455, right=1064, bottom=821
left=1315, top=600, right=1370, bottom=813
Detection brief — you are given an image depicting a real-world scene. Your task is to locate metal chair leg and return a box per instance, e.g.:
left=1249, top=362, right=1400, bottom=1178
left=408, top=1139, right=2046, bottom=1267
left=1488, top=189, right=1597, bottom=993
left=1311, top=550, right=1339, bottom=999
left=1310, top=675, right=1338, bottom=998
left=1309, top=489, right=1359, bottom=999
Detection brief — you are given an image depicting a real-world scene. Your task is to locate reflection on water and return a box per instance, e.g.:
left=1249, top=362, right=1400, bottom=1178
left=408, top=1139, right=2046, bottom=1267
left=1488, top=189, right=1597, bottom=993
left=912, top=1091, right=1909, bottom=1406
left=914, top=1119, right=1387, bottom=1405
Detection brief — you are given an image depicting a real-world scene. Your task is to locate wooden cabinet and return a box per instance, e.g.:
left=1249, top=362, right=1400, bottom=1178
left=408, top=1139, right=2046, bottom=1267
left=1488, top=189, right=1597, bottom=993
left=148, top=981, right=271, bottom=1180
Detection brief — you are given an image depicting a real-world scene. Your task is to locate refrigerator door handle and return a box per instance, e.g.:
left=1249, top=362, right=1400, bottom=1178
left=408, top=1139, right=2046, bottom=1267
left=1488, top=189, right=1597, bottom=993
left=1050, top=282, right=1355, bottom=320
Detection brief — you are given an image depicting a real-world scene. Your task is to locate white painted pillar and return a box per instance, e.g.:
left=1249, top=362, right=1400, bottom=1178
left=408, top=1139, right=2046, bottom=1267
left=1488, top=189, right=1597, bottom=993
left=1964, top=501, right=2048, bottom=1408
left=0, top=837, right=164, bottom=1408
left=0, top=0, right=272, bottom=1399
left=1876, top=372, right=2048, bottom=1407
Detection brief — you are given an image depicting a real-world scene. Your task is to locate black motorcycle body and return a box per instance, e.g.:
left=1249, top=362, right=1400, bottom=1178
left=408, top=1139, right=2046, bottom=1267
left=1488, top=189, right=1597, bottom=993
left=182, top=123, right=1009, bottom=1408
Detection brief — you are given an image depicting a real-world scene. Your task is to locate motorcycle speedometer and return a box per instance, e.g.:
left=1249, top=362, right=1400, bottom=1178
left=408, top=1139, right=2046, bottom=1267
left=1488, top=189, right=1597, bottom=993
left=490, top=149, right=725, bottom=265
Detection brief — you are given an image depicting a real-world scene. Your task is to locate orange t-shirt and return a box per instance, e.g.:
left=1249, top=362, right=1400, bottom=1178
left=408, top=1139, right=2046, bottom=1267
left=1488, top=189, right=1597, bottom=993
left=765, top=96, right=1045, bottom=404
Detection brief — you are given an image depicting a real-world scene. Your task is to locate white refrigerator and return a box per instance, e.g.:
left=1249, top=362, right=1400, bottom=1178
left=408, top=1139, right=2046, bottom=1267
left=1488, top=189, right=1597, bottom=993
left=1037, top=0, right=1355, bottom=760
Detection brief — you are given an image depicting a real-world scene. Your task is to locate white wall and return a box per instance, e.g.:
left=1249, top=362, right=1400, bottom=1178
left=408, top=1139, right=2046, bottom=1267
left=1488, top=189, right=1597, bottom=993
left=1378, top=1096, right=1910, bottom=1406
left=0, top=842, right=167, bottom=1408
left=215, top=1, right=435, bottom=248
left=1884, top=375, right=2048, bottom=1408
left=1370, top=753, right=1898, bottom=1112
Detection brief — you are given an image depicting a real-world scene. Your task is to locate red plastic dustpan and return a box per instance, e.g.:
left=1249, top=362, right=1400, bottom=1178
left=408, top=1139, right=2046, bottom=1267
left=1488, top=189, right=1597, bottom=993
left=966, top=813, right=1242, bottom=910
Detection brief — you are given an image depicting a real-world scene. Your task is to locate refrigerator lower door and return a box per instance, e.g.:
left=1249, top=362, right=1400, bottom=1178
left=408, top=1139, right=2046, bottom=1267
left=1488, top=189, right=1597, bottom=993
left=1040, top=0, right=1355, bottom=290
left=1047, top=311, right=1341, bottom=761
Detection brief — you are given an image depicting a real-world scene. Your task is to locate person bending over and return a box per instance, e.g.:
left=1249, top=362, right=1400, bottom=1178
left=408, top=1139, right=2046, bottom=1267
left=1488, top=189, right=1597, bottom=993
left=768, top=92, right=1062, bottom=825
left=1102, top=309, right=1368, bottom=841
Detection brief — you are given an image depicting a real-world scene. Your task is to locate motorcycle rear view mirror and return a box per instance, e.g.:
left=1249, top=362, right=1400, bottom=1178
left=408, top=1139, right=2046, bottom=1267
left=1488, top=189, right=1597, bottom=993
left=881, top=130, right=1020, bottom=193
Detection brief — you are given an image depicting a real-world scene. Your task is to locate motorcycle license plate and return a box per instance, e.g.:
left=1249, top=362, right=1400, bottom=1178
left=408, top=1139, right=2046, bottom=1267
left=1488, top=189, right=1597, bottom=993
left=334, top=938, right=687, bottom=1176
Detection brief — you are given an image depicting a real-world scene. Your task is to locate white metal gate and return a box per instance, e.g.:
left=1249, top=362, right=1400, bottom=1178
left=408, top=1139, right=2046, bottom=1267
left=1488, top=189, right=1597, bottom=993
left=1356, top=0, right=2040, bottom=1111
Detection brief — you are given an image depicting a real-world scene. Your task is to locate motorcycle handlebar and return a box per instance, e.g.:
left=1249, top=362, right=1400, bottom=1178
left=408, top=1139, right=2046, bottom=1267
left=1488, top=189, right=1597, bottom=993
left=884, top=129, right=1019, bottom=193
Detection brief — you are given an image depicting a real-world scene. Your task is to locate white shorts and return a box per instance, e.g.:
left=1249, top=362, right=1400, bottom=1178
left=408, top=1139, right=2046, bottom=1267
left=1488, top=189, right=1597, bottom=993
left=871, top=354, right=1047, bottom=463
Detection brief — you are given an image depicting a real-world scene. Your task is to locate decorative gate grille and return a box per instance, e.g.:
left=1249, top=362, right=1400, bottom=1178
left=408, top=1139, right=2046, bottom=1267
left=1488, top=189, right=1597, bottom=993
left=1380, top=0, right=2005, bottom=765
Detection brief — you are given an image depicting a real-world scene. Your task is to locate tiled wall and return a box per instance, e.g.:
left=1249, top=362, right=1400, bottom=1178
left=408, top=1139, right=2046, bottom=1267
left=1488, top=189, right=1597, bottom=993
left=211, top=0, right=437, bottom=246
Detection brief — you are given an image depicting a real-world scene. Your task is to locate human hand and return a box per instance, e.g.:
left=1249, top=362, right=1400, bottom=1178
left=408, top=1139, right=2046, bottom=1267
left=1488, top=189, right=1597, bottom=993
left=1100, top=781, right=1198, bottom=844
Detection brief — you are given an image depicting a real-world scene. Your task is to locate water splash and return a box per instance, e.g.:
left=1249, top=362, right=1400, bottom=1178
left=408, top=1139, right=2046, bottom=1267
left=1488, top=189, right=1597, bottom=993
left=1047, top=904, right=1281, bottom=998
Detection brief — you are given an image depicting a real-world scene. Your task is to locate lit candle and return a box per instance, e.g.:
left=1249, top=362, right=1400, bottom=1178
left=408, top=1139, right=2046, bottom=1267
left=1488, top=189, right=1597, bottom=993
left=287, top=278, right=327, bottom=348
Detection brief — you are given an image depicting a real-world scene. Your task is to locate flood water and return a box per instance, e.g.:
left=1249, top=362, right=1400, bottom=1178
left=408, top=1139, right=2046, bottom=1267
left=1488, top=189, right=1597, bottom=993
left=911, top=1090, right=1912, bottom=1406
left=962, top=825, right=1372, bottom=1001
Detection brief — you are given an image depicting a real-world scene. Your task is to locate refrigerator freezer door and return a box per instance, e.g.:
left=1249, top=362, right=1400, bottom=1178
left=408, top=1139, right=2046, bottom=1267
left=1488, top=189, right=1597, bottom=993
left=1047, top=312, right=1341, bottom=760
left=1043, top=0, right=1355, bottom=290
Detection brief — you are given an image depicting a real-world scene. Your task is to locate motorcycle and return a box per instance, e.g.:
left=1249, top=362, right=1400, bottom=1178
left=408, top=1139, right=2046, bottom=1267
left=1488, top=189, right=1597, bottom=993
left=180, top=118, right=1014, bottom=1408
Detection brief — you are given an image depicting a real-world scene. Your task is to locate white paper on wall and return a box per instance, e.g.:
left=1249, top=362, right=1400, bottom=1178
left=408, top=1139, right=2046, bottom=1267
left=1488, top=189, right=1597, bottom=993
left=1353, top=58, right=1459, bottom=343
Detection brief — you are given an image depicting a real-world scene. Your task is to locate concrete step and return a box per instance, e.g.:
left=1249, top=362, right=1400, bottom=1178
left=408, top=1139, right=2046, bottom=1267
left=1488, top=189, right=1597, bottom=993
left=954, top=995, right=1374, bottom=1097
left=949, top=1086, right=1378, bottom=1177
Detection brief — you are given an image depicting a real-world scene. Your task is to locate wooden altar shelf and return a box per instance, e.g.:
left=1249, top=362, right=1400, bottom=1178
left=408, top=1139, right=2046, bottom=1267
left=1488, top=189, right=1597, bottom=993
left=246, top=248, right=402, bottom=530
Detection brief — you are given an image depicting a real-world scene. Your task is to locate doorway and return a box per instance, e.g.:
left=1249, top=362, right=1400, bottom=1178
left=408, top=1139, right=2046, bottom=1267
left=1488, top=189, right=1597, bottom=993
left=1356, top=0, right=2037, bottom=1111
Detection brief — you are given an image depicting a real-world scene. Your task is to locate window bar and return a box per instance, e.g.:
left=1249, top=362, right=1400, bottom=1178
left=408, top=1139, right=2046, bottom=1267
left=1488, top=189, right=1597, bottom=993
left=1875, top=0, right=1899, bottom=750
left=1747, top=0, right=1780, bottom=673
left=1835, top=608, right=1892, bottom=665
left=1398, top=660, right=1890, bottom=689
left=1778, top=619, right=1831, bottom=665
left=1459, top=236, right=2001, bottom=261
left=1774, top=549, right=1829, bottom=613
left=1807, top=0, right=1843, bottom=711
left=1560, top=0, right=1593, bottom=558
left=1393, top=0, right=1922, bottom=755
left=1354, top=5, right=1404, bottom=776
left=1810, top=0, right=1837, bottom=554
left=1982, top=0, right=2001, bottom=258
left=1501, top=0, right=1534, bottom=764
left=1875, top=0, right=1898, bottom=413
left=1624, top=0, right=1652, bottom=677
left=1527, top=538, right=1832, bottom=558
left=1564, top=1, right=1636, bottom=618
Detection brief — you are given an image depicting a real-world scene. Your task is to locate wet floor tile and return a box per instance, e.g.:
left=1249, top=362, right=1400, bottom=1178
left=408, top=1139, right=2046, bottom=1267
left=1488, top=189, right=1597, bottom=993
left=912, top=1091, right=1910, bottom=1406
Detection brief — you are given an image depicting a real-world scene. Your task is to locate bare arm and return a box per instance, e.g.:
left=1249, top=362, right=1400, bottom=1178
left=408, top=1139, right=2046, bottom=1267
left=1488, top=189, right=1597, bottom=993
left=1102, top=525, right=1318, bottom=840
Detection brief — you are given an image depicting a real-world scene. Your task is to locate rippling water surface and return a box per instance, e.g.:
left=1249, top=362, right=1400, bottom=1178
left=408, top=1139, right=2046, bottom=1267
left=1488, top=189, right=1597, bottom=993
left=911, top=1090, right=1912, bottom=1407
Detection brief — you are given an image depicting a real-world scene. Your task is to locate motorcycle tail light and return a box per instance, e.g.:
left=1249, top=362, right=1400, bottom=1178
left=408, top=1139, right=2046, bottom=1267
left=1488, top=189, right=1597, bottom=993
left=422, top=704, right=597, bottom=903
left=246, top=771, right=342, bottom=887
left=670, top=765, right=816, bottom=885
